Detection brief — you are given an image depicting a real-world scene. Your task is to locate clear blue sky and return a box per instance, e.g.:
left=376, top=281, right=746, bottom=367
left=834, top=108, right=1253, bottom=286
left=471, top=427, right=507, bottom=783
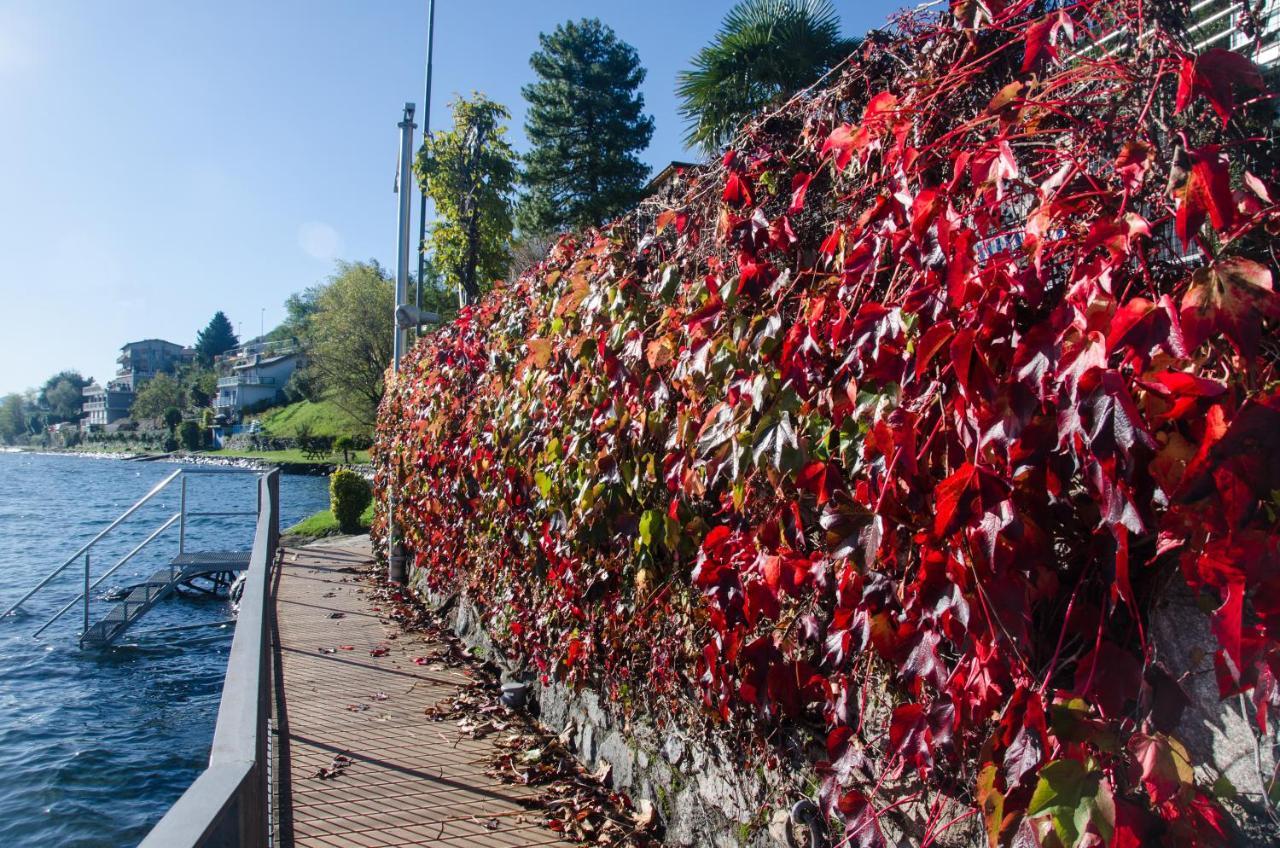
left=0, top=0, right=905, bottom=396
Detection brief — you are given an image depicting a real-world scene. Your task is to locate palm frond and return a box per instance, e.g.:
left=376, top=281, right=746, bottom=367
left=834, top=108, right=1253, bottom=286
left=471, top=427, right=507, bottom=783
left=677, top=0, right=856, bottom=154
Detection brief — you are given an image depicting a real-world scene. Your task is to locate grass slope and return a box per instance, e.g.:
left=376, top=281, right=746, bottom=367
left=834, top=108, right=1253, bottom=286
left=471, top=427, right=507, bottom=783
left=254, top=399, right=366, bottom=439
left=285, top=500, right=376, bottom=538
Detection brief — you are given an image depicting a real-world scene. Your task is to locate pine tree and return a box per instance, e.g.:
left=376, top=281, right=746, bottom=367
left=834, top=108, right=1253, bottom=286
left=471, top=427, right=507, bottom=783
left=519, top=19, right=655, bottom=234
left=194, top=311, right=239, bottom=366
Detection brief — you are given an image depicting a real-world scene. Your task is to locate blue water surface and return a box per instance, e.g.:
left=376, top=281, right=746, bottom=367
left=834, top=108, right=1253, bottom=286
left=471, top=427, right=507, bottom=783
left=0, top=453, right=329, bottom=848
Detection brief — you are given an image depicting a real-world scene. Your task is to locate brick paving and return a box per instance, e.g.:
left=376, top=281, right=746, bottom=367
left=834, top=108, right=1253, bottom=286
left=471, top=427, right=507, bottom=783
left=272, top=537, right=574, bottom=848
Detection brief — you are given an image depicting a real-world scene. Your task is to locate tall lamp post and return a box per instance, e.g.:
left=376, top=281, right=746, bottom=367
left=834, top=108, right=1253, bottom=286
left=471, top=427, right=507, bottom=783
left=388, top=2, right=441, bottom=586
left=388, top=102, right=417, bottom=585
left=417, top=0, right=437, bottom=321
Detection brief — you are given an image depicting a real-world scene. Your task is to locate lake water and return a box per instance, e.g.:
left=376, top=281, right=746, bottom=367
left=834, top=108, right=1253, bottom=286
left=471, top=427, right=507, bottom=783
left=0, top=452, right=329, bottom=847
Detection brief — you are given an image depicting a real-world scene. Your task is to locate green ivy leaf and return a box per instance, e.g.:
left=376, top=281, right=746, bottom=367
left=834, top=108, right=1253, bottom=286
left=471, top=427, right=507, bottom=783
left=1027, top=759, right=1088, bottom=817
left=639, top=509, right=662, bottom=548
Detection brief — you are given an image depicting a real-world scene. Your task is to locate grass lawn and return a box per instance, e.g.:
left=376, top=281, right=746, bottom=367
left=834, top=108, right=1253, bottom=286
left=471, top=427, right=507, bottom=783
left=206, top=447, right=371, bottom=464
left=285, top=500, right=376, bottom=538
left=253, top=399, right=366, bottom=439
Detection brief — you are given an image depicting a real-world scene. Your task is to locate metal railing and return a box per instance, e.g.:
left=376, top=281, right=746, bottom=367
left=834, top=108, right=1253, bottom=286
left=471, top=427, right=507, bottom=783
left=1, top=467, right=262, bottom=642
left=217, top=375, right=278, bottom=388
left=138, top=469, right=280, bottom=848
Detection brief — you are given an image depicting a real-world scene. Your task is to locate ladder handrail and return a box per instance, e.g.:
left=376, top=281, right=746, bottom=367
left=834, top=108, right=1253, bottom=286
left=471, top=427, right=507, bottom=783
left=1, top=468, right=184, bottom=618
left=32, top=511, right=182, bottom=638
left=2, top=464, right=269, bottom=628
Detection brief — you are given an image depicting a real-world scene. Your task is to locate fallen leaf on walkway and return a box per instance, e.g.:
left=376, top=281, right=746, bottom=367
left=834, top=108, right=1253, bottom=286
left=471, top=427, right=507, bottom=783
left=358, top=565, right=660, bottom=846
left=313, top=753, right=352, bottom=780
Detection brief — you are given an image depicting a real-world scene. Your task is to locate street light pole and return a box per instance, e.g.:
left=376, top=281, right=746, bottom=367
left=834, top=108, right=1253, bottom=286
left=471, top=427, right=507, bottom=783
left=388, top=101, right=416, bottom=586
left=416, top=0, right=436, bottom=327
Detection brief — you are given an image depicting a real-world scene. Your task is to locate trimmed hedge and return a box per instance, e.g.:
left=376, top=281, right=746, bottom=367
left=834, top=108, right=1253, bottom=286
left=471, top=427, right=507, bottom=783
left=329, top=469, right=372, bottom=533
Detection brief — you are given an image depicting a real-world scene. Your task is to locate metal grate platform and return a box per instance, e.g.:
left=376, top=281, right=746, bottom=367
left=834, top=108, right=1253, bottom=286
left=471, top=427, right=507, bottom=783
left=79, top=550, right=251, bottom=648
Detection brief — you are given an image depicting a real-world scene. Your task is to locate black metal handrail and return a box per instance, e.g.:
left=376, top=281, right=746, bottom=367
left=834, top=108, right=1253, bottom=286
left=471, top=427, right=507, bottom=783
left=138, top=468, right=280, bottom=848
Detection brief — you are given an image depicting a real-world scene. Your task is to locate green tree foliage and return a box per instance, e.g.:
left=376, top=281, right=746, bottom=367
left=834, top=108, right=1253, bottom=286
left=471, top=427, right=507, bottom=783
left=677, top=0, right=855, bottom=153
left=182, top=367, right=219, bottom=409
left=519, top=19, right=654, bottom=233
left=303, top=260, right=394, bottom=427
left=38, top=370, right=91, bottom=423
left=274, top=286, right=322, bottom=341
left=194, top=311, right=239, bottom=366
left=417, top=94, right=518, bottom=302
left=131, top=374, right=187, bottom=422
left=0, top=394, right=28, bottom=444
left=414, top=261, right=458, bottom=320
left=163, top=407, right=183, bottom=432
left=177, top=420, right=202, bottom=451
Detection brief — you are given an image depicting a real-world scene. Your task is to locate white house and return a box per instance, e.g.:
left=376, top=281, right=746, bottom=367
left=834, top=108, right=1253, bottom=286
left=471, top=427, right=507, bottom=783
left=213, top=341, right=301, bottom=421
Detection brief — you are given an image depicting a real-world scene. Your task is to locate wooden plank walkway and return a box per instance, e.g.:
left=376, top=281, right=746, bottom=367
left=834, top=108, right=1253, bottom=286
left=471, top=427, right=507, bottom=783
left=272, top=537, right=575, bottom=848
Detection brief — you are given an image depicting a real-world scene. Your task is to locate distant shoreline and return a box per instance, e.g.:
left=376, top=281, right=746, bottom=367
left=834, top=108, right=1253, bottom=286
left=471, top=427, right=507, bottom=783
left=9, top=447, right=370, bottom=477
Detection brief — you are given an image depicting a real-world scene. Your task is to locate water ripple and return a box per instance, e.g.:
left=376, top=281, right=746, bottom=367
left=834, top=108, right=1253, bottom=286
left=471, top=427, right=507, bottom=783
left=0, top=454, right=328, bottom=847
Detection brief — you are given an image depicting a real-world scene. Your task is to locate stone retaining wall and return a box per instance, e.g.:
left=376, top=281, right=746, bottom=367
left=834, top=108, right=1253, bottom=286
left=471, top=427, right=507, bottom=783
left=416, top=580, right=795, bottom=846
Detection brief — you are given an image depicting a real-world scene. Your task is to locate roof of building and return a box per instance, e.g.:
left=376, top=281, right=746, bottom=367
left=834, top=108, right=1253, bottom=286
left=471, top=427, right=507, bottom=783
left=232, top=351, right=298, bottom=372
left=644, top=161, right=703, bottom=195
left=119, top=338, right=188, bottom=351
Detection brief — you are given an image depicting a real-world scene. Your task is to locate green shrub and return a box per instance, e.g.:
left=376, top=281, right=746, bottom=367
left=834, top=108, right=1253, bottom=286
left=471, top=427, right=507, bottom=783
left=329, top=469, right=372, bottom=533
left=177, top=420, right=202, bottom=451
left=163, top=407, right=182, bottom=431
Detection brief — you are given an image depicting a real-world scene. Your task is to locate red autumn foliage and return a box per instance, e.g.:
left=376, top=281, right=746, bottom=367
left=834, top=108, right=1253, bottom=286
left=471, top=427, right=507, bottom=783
left=375, top=2, right=1280, bottom=844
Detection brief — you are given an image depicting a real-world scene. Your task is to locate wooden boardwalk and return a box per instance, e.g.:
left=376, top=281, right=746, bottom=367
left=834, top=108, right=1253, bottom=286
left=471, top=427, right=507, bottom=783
left=272, top=537, right=575, bottom=848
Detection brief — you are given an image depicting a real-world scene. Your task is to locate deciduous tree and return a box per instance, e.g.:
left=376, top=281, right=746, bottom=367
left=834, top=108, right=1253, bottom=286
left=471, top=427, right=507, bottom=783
left=38, top=370, right=91, bottom=423
left=417, top=94, right=517, bottom=303
left=0, top=394, right=28, bottom=444
left=303, top=260, right=394, bottom=427
left=131, top=374, right=186, bottom=422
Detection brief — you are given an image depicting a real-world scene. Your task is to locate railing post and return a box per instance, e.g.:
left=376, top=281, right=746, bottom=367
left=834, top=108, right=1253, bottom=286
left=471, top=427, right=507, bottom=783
left=83, top=553, right=90, bottom=635
left=179, top=473, right=188, bottom=555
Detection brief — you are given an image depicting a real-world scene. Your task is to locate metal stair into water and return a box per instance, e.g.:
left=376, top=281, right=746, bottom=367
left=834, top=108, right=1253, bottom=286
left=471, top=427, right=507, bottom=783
left=0, top=468, right=265, bottom=648
left=79, top=550, right=251, bottom=648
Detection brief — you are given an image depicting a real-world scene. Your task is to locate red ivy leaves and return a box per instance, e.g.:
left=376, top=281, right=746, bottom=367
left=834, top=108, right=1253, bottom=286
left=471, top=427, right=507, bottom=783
left=1181, top=257, right=1280, bottom=357
left=1021, top=9, right=1075, bottom=73
left=1175, top=145, right=1234, bottom=248
left=373, top=3, right=1280, bottom=845
left=1175, top=48, right=1264, bottom=125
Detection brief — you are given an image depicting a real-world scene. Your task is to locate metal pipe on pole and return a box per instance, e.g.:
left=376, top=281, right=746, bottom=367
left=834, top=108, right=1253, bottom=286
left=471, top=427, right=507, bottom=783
left=388, top=102, right=416, bottom=586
